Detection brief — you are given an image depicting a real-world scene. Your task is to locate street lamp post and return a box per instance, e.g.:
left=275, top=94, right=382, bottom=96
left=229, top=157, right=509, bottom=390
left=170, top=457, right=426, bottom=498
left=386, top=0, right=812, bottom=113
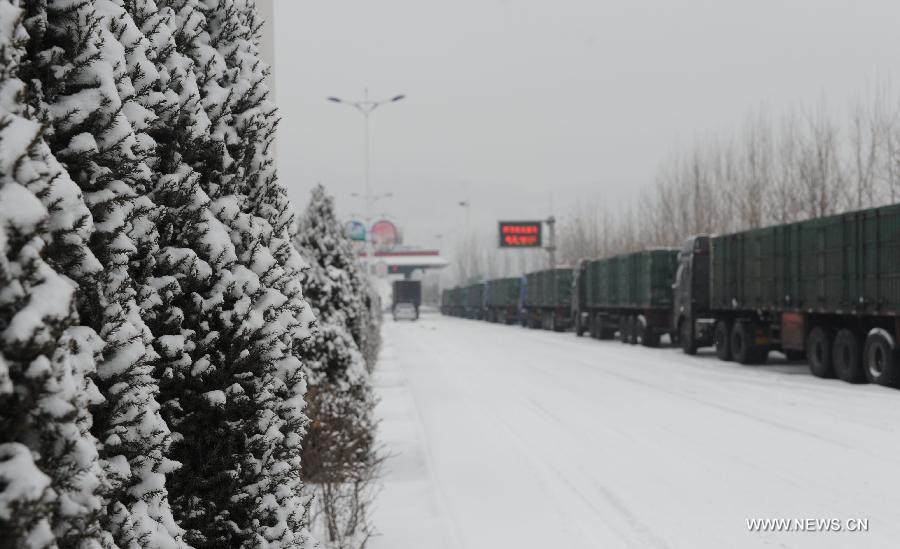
left=545, top=215, right=557, bottom=269
left=328, top=90, right=405, bottom=273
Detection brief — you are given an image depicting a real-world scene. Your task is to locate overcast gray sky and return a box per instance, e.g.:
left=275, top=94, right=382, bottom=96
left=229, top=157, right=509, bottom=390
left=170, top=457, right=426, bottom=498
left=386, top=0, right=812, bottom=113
left=273, top=0, right=900, bottom=252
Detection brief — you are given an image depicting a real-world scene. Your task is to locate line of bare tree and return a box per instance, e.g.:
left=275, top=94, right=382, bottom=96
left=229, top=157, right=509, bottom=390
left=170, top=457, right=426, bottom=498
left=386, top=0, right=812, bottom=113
left=448, top=84, right=900, bottom=283
left=558, top=84, right=900, bottom=263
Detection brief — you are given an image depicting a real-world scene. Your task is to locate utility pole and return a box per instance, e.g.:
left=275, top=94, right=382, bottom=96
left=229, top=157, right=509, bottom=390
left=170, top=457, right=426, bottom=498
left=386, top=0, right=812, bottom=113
left=327, top=90, right=405, bottom=274
left=546, top=215, right=557, bottom=269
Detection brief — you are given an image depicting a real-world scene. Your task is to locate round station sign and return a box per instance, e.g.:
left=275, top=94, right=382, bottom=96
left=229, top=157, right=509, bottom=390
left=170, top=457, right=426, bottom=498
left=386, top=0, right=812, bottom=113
left=371, top=219, right=399, bottom=252
left=345, top=220, right=366, bottom=241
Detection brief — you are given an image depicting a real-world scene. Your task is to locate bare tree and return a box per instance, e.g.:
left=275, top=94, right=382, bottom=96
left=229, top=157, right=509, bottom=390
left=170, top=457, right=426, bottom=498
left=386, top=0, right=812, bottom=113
left=735, top=109, right=773, bottom=229
left=768, top=109, right=802, bottom=224
left=848, top=88, right=885, bottom=209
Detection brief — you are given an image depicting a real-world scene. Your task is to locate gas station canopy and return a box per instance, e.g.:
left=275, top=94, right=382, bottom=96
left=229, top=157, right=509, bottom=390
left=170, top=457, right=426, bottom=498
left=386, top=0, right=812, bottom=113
left=360, top=250, right=449, bottom=276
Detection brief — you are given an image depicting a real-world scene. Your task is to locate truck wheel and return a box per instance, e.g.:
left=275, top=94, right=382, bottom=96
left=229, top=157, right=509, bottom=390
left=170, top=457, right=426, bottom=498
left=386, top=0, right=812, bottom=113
left=730, top=321, right=752, bottom=364
left=807, top=327, right=834, bottom=378
left=597, top=316, right=612, bottom=340
left=715, top=321, right=732, bottom=361
left=833, top=329, right=864, bottom=383
left=863, top=330, right=900, bottom=387
left=619, top=316, right=630, bottom=344
left=642, top=327, right=660, bottom=348
left=680, top=319, right=698, bottom=355
left=575, top=313, right=585, bottom=337
left=633, top=316, right=646, bottom=345
left=595, top=315, right=604, bottom=339
left=627, top=316, right=638, bottom=345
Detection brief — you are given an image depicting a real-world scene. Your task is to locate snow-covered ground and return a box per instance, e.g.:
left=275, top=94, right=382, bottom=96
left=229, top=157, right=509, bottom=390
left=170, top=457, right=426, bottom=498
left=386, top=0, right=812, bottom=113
left=369, top=310, right=900, bottom=549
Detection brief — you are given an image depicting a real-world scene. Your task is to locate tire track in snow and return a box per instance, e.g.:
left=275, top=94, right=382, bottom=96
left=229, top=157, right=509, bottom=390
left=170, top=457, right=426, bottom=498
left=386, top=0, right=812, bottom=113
left=522, top=329, right=898, bottom=461
left=400, top=320, right=601, bottom=548
left=421, top=323, right=672, bottom=549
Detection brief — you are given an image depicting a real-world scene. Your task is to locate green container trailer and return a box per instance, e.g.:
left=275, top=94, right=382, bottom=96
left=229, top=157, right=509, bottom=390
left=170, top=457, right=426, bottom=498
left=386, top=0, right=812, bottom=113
left=392, top=280, right=421, bottom=320
left=523, top=268, right=573, bottom=331
left=710, top=205, right=900, bottom=316
left=484, top=277, right=522, bottom=324
left=441, top=287, right=464, bottom=316
left=574, top=249, right=678, bottom=345
left=440, top=288, right=450, bottom=315
left=676, top=202, right=900, bottom=387
left=587, top=256, right=619, bottom=308
left=444, top=287, right=465, bottom=317
left=464, top=282, right=486, bottom=319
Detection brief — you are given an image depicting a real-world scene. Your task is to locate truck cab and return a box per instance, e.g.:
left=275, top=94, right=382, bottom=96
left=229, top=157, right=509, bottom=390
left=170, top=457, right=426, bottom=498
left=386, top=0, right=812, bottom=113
left=673, top=235, right=712, bottom=353
left=517, top=275, right=528, bottom=327
left=572, top=259, right=589, bottom=336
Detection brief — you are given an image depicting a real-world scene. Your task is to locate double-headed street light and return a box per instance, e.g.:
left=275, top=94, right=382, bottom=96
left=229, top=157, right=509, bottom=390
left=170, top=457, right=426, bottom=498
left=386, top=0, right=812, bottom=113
left=328, top=90, right=405, bottom=272
left=351, top=191, right=394, bottom=203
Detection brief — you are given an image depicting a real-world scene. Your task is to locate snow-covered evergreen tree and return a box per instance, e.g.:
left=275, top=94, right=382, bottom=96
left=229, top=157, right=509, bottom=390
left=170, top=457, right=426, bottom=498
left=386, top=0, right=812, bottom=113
left=17, top=1, right=186, bottom=545
left=294, top=185, right=379, bottom=547
left=3, top=0, right=317, bottom=545
left=295, top=185, right=381, bottom=372
left=294, top=184, right=375, bottom=455
left=132, top=1, right=317, bottom=546
left=0, top=2, right=111, bottom=546
left=294, top=185, right=373, bottom=377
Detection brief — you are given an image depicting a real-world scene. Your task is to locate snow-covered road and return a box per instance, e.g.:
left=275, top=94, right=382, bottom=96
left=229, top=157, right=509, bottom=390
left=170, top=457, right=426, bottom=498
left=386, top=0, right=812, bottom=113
left=369, top=311, right=900, bottom=549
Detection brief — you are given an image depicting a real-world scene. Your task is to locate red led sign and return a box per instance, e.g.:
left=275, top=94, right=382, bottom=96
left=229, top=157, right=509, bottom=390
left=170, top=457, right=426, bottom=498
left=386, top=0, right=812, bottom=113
left=498, top=221, right=543, bottom=248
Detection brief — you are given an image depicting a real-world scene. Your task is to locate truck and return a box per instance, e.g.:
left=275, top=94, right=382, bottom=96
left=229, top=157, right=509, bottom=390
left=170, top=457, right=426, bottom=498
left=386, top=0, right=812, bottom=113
left=392, top=280, right=422, bottom=320
left=522, top=267, right=573, bottom=331
left=484, top=277, right=522, bottom=324
left=573, top=249, right=679, bottom=346
left=443, top=287, right=466, bottom=317
left=440, top=288, right=451, bottom=316
left=674, top=202, right=900, bottom=387
left=464, top=282, right=486, bottom=320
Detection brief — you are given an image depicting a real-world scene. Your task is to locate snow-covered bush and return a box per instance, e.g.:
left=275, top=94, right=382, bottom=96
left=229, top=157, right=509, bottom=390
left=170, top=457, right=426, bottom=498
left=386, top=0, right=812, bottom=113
left=15, top=1, right=189, bottom=544
left=2, top=0, right=317, bottom=547
left=1, top=5, right=110, bottom=545
left=294, top=185, right=381, bottom=549
left=296, top=185, right=381, bottom=372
